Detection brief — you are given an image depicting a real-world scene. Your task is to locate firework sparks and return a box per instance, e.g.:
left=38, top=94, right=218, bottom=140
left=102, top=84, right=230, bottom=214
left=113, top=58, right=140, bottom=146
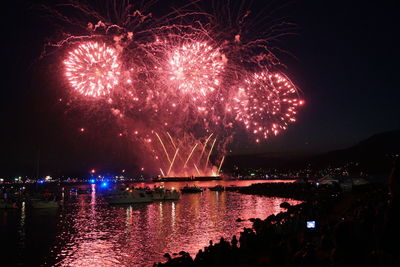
left=217, top=155, right=225, bottom=173
left=165, top=41, right=225, bottom=100
left=49, top=1, right=306, bottom=176
left=232, top=71, right=304, bottom=141
left=205, top=138, right=217, bottom=170
left=183, top=143, right=198, bottom=168
left=167, top=148, right=179, bottom=176
left=64, top=42, right=121, bottom=97
left=149, top=133, right=221, bottom=177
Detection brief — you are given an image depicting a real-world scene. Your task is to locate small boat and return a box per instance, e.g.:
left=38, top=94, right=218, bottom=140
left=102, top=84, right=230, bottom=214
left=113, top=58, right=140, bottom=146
left=104, top=189, right=153, bottom=204
left=209, top=185, right=225, bottom=191
left=180, top=185, right=203, bottom=193
left=152, top=188, right=180, bottom=201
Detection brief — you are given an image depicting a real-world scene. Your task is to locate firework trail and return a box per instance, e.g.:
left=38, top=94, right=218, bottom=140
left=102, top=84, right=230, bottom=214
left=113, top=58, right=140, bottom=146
left=44, top=0, right=305, bottom=177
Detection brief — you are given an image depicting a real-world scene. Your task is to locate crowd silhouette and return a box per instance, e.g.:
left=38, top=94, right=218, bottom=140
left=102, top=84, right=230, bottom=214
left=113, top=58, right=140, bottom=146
left=155, top=162, right=400, bottom=267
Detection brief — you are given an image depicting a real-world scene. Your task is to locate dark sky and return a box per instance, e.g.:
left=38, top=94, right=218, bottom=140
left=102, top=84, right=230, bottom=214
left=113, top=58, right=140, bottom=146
left=1, top=0, right=399, bottom=177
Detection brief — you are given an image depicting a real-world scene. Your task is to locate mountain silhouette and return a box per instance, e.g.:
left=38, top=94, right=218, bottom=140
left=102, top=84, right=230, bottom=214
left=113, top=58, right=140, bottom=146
left=225, top=129, right=400, bottom=174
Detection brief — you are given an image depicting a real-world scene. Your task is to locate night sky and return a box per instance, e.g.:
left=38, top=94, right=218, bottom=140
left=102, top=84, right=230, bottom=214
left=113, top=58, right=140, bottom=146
left=1, top=0, right=399, bottom=177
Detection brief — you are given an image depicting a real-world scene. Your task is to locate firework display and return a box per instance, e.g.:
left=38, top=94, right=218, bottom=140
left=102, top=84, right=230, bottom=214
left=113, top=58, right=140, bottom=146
left=166, top=42, right=225, bottom=99
left=49, top=1, right=304, bottom=176
left=64, top=42, right=121, bottom=97
left=232, top=72, right=304, bottom=142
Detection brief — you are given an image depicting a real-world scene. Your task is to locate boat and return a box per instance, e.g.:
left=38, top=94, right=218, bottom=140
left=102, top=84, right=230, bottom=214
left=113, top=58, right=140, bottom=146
left=208, top=185, right=225, bottom=191
left=180, top=185, right=203, bottom=193
left=152, top=188, right=180, bottom=201
left=104, top=189, right=153, bottom=204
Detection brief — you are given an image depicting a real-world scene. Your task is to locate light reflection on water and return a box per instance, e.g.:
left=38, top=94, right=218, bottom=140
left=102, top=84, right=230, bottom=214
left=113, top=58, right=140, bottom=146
left=1, top=180, right=300, bottom=266
left=50, top=181, right=299, bottom=266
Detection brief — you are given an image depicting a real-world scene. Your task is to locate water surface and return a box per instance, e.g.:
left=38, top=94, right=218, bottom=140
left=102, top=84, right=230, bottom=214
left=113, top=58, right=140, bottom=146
left=1, top=180, right=300, bottom=266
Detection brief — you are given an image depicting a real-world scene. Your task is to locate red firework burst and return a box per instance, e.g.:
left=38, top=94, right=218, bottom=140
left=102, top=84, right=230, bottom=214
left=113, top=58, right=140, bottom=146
left=166, top=42, right=225, bottom=100
left=64, top=42, right=121, bottom=98
left=232, top=71, right=304, bottom=142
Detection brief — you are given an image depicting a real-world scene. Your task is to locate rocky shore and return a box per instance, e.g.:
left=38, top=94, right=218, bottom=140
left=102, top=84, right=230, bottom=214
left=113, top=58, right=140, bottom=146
left=154, top=181, right=399, bottom=267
